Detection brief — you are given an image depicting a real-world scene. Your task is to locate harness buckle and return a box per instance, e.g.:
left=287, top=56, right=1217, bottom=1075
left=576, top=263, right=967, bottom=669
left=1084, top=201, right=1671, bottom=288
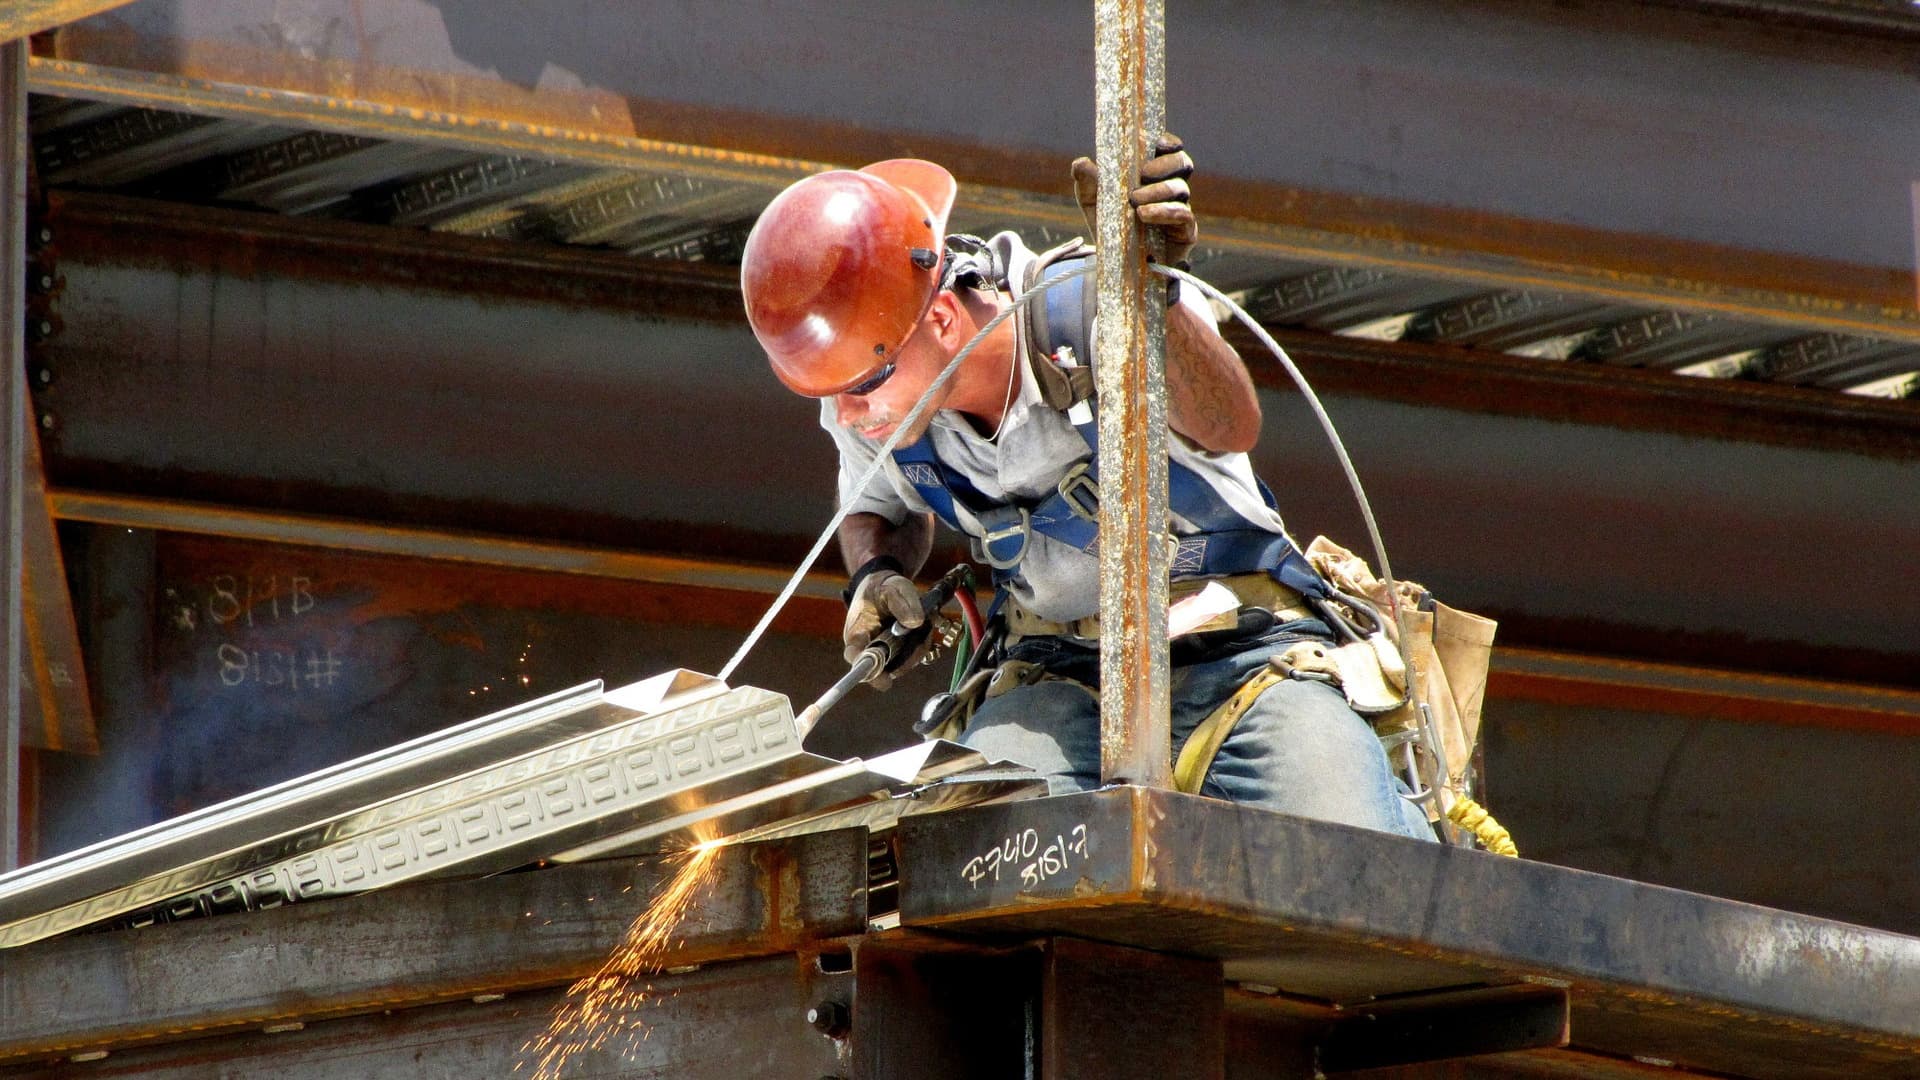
left=1056, top=463, right=1100, bottom=522
left=977, top=507, right=1032, bottom=570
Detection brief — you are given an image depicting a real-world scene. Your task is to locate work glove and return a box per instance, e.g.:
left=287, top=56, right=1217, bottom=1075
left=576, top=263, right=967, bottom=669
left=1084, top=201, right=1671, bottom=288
left=843, top=569, right=926, bottom=691
left=1071, top=133, right=1197, bottom=268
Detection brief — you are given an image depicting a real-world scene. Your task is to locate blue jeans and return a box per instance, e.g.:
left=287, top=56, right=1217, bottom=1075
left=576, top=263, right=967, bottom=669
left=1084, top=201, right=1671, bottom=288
left=958, top=622, right=1435, bottom=840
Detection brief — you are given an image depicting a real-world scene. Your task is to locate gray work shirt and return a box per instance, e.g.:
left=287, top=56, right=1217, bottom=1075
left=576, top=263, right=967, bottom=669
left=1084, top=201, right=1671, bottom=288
left=824, top=232, right=1295, bottom=623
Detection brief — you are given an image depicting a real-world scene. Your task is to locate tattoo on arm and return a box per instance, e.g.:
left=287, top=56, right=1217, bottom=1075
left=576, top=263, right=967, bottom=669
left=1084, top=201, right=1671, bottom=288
left=1165, top=304, right=1261, bottom=453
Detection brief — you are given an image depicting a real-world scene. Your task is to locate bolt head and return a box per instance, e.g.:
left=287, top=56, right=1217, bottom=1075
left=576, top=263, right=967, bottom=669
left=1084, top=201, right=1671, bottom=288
left=806, top=1000, right=849, bottom=1037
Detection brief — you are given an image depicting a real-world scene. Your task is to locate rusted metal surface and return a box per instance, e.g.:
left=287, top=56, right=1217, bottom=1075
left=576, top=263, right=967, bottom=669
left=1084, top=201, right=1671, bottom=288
left=51, top=489, right=844, bottom=604
left=849, top=932, right=1039, bottom=1078
left=31, top=0, right=1920, bottom=346
left=1044, top=936, right=1222, bottom=1080
left=1317, top=985, right=1570, bottom=1073
left=18, top=403, right=95, bottom=754
left=1643, top=0, right=1920, bottom=37
left=28, top=193, right=1920, bottom=691
left=1491, top=647, right=1920, bottom=736
left=894, top=787, right=1920, bottom=1079
left=3, top=40, right=27, bottom=872
left=0, top=0, right=139, bottom=42
left=24, top=55, right=824, bottom=190
left=2, top=952, right=850, bottom=1078
left=0, top=827, right=868, bottom=1065
left=51, top=489, right=1920, bottom=734
left=1093, top=0, right=1171, bottom=789
left=1237, top=326, right=1920, bottom=464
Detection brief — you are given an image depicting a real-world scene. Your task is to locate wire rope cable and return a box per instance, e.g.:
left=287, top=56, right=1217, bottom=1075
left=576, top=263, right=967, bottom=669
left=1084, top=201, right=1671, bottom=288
left=1152, top=262, right=1405, bottom=631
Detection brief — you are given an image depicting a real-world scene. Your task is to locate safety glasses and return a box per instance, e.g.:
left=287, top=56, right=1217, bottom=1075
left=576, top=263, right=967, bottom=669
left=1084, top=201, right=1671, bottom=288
left=842, top=360, right=897, bottom=397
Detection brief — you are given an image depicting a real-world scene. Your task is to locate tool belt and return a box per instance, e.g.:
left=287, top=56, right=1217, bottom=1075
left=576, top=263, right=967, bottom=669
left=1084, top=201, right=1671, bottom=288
left=1002, top=573, right=1315, bottom=644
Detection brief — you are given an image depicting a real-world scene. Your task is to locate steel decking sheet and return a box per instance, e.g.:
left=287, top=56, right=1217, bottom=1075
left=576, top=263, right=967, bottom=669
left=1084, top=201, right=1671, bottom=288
left=2, top=668, right=1041, bottom=948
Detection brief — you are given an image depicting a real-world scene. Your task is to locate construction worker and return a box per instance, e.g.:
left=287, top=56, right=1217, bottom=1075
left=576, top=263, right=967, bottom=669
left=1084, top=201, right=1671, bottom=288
left=740, top=146, right=1432, bottom=839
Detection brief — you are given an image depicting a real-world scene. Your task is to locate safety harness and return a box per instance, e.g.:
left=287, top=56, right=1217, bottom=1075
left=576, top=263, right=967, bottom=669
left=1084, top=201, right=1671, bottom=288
left=890, top=238, right=1328, bottom=600
left=894, top=239, right=1518, bottom=855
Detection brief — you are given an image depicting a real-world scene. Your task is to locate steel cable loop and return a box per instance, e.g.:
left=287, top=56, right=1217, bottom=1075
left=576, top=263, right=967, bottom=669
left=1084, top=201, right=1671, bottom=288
left=718, top=262, right=1096, bottom=682
left=1150, top=262, right=1403, bottom=633
left=1154, top=262, right=1468, bottom=834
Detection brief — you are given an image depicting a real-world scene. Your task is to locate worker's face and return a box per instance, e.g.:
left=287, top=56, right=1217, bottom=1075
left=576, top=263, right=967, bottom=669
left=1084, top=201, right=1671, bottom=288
left=830, top=294, right=956, bottom=445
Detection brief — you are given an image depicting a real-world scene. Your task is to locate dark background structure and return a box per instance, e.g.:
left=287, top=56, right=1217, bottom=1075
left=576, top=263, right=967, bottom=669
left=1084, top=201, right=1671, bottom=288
left=7, top=0, right=1920, bottom=938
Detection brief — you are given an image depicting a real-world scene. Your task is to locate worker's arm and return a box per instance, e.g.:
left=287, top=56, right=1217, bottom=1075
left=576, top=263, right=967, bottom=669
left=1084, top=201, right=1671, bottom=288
left=1166, top=300, right=1261, bottom=454
left=837, top=510, right=934, bottom=580
left=1073, top=136, right=1261, bottom=454
left=836, top=510, right=936, bottom=688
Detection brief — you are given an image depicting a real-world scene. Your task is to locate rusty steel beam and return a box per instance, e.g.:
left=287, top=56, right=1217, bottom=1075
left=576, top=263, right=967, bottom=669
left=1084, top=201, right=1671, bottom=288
left=23, top=56, right=821, bottom=192
left=49, top=489, right=843, bottom=605
left=895, top=787, right=1920, bottom=1079
left=0, top=0, right=138, bottom=43
left=1641, top=0, right=1920, bottom=38
left=1229, top=326, right=1920, bottom=465
left=43, top=187, right=1920, bottom=464
left=18, top=418, right=94, bottom=754
left=1491, top=647, right=1920, bottom=737
left=1044, top=937, right=1223, bottom=1080
left=30, top=57, right=1920, bottom=353
left=0, top=827, right=869, bottom=1065
left=3, top=41, right=27, bottom=871
left=1093, top=0, right=1171, bottom=789
left=2, top=954, right=851, bottom=1078
left=46, top=489, right=1920, bottom=736
left=30, top=0, right=1920, bottom=344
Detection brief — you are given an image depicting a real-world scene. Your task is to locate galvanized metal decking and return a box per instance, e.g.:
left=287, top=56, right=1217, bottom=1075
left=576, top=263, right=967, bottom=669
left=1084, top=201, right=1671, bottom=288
left=4, top=790, right=1916, bottom=1078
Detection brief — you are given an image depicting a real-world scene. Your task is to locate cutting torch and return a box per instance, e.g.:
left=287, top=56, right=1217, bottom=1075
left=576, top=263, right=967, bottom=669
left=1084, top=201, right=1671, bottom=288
left=794, top=565, right=971, bottom=740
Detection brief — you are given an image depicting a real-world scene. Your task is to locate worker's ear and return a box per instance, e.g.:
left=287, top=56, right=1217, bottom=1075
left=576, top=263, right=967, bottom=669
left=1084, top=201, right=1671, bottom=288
left=928, top=290, right=966, bottom=350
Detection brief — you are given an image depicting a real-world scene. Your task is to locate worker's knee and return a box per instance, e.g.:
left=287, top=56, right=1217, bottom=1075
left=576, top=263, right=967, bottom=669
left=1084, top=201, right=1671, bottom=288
left=1197, top=677, right=1432, bottom=839
left=959, top=680, right=1101, bottom=795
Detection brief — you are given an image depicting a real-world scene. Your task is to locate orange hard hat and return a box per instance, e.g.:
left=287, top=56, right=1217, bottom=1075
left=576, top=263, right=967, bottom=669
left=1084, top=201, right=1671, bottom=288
left=741, top=159, right=958, bottom=397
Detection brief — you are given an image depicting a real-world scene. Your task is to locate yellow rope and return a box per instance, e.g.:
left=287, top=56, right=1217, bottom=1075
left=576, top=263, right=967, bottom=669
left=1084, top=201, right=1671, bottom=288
left=1447, top=796, right=1519, bottom=857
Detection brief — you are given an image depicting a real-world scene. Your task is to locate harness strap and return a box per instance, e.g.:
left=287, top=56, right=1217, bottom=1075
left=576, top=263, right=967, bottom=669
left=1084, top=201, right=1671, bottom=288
left=1021, top=244, right=1098, bottom=410
left=1174, top=667, right=1286, bottom=795
left=891, top=238, right=1329, bottom=596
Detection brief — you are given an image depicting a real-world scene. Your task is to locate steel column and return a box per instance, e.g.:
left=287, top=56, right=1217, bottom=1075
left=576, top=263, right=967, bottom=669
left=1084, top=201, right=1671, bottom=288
left=3, top=40, right=28, bottom=872
left=1043, top=936, right=1223, bottom=1080
left=1093, top=0, right=1171, bottom=787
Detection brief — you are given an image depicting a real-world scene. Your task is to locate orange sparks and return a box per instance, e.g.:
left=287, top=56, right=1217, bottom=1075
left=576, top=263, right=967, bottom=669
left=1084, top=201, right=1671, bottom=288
left=518, top=842, right=725, bottom=1078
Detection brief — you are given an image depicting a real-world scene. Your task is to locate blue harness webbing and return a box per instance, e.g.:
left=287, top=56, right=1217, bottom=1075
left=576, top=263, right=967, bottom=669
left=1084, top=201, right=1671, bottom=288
left=890, top=251, right=1328, bottom=599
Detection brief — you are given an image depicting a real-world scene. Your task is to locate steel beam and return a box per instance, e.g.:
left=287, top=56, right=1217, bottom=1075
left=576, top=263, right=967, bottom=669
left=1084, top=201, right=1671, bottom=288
left=25, top=56, right=826, bottom=190
left=0, top=827, right=869, bottom=1064
left=44, top=489, right=1920, bottom=736
left=1093, top=0, right=1171, bottom=788
left=1044, top=936, right=1223, bottom=1080
left=0, top=1, right=139, bottom=43
left=18, top=411, right=94, bottom=754
left=894, top=787, right=1920, bottom=1079
left=31, top=1, right=1920, bottom=344
left=3, top=41, right=27, bottom=872
left=848, top=933, right=1039, bottom=1079
left=50, top=489, right=843, bottom=605
left=31, top=193, right=1920, bottom=688
left=1, top=953, right=850, bottom=1079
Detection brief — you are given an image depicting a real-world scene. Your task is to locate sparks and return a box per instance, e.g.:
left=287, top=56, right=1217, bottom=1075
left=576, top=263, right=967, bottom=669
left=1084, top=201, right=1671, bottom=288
left=517, top=843, right=725, bottom=1078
